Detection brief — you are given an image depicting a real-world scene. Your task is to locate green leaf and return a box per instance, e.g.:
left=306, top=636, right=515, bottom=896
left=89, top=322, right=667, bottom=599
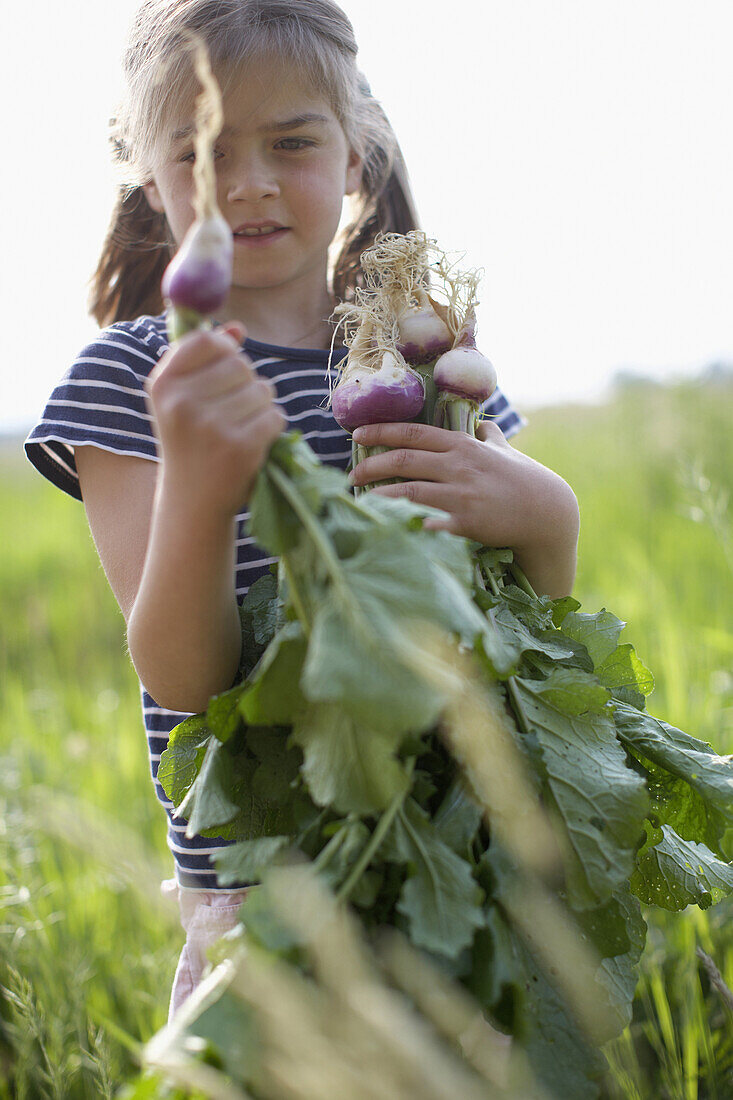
left=558, top=611, right=654, bottom=707
left=205, top=684, right=244, bottom=743
left=432, top=777, right=483, bottom=855
left=183, top=986, right=260, bottom=1081
left=486, top=597, right=583, bottom=669
left=338, top=526, right=480, bottom=641
left=594, top=886, right=647, bottom=1037
left=315, top=818, right=371, bottom=895
left=551, top=595, right=581, bottom=627
left=364, top=493, right=451, bottom=529
left=232, top=876, right=302, bottom=958
left=291, top=702, right=410, bottom=815
left=473, top=610, right=522, bottom=677
left=469, top=891, right=606, bottom=1098
left=513, top=929, right=607, bottom=1099
left=175, top=726, right=312, bottom=844
left=212, top=836, right=291, bottom=886
left=249, top=434, right=349, bottom=557
left=530, top=666, right=611, bottom=715
left=595, top=644, right=655, bottom=706
left=630, top=821, right=733, bottom=910
left=302, top=523, right=486, bottom=734
left=476, top=546, right=515, bottom=572
left=247, top=726, right=303, bottom=805
left=498, top=585, right=557, bottom=631
left=241, top=569, right=282, bottom=646
left=237, top=569, right=283, bottom=682
left=157, top=715, right=211, bottom=807
left=304, top=592, right=431, bottom=731
left=321, top=496, right=373, bottom=560
left=574, top=894, right=631, bottom=961
left=392, top=798, right=485, bottom=959
left=150, top=964, right=260, bottom=1082
left=614, top=702, right=733, bottom=857
left=561, top=609, right=625, bottom=666
left=468, top=905, right=520, bottom=1031
left=248, top=466, right=303, bottom=555
left=475, top=846, right=618, bottom=1092
left=239, top=622, right=307, bottom=726
left=291, top=463, right=349, bottom=513
left=182, top=737, right=242, bottom=838
left=513, top=679, right=649, bottom=907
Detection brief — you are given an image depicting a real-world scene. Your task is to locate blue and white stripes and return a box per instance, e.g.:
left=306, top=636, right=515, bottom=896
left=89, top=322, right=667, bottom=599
left=25, top=310, right=525, bottom=889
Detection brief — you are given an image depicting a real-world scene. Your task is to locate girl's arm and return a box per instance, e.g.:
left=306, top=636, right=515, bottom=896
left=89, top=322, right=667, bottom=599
left=349, top=420, right=580, bottom=599
left=76, top=326, right=285, bottom=713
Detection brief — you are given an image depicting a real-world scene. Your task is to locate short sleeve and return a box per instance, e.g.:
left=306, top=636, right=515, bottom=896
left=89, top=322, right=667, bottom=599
left=24, top=315, right=169, bottom=501
left=482, top=385, right=527, bottom=439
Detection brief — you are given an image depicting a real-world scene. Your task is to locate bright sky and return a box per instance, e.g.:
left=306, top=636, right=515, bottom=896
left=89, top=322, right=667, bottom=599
left=3, top=0, right=731, bottom=433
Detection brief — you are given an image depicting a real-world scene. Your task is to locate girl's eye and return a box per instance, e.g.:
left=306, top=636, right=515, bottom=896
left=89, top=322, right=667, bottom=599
left=275, top=137, right=316, bottom=152
left=178, top=149, right=224, bottom=164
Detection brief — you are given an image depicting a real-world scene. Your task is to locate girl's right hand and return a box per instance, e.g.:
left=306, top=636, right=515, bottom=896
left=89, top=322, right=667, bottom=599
left=145, top=322, right=286, bottom=517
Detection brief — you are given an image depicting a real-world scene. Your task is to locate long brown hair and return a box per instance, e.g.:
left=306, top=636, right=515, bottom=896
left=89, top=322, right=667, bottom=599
left=89, top=0, right=419, bottom=327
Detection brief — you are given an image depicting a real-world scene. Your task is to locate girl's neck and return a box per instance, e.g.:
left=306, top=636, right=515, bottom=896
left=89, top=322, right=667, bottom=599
left=214, top=280, right=336, bottom=350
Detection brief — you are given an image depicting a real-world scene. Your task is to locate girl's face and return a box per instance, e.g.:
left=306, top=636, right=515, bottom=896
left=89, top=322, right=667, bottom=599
left=144, top=57, right=362, bottom=312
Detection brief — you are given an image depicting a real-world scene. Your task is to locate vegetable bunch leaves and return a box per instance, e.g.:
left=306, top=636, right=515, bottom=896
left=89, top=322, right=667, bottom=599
left=158, top=432, right=733, bottom=1099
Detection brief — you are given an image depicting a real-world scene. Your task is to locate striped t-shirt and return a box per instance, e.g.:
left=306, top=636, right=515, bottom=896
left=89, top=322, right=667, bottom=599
left=25, top=310, right=525, bottom=890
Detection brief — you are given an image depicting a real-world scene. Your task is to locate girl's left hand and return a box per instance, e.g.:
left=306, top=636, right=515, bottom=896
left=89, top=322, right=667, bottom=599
left=349, top=420, right=580, bottom=597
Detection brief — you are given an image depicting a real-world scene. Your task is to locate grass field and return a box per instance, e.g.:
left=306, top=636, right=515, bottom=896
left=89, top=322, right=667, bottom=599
left=1, top=375, right=732, bottom=1097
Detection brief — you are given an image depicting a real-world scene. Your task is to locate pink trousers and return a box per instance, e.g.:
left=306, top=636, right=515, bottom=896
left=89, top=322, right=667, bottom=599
left=163, top=879, right=250, bottom=1022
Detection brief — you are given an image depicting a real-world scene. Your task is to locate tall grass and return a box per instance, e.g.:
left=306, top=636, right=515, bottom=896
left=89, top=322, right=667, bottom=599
left=0, top=445, right=178, bottom=1096
left=0, top=376, right=731, bottom=1097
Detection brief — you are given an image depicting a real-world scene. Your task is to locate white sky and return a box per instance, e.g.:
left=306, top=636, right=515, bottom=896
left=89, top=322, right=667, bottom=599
left=3, top=0, right=732, bottom=433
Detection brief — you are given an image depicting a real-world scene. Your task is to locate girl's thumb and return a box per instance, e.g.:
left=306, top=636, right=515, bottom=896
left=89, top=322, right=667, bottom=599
left=220, top=320, right=247, bottom=346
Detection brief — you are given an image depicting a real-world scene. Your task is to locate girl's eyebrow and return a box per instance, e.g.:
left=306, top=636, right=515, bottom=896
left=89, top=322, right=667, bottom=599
left=170, top=113, right=330, bottom=143
left=266, top=112, right=330, bottom=131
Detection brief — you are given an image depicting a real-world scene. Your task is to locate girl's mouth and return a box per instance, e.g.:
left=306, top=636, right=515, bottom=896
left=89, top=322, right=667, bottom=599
left=233, top=225, right=290, bottom=246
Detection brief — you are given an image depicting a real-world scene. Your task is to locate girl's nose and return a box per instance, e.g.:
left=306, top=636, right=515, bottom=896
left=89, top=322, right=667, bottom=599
left=224, top=157, right=280, bottom=203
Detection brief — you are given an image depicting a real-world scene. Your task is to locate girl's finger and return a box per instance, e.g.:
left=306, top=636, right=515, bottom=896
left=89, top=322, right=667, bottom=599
left=151, top=329, right=249, bottom=382
left=421, top=514, right=459, bottom=534
left=367, top=480, right=456, bottom=513
left=350, top=446, right=449, bottom=487
left=352, top=421, right=455, bottom=452
left=212, top=379, right=281, bottom=425
left=169, top=353, right=258, bottom=403
left=476, top=418, right=509, bottom=445
left=218, top=320, right=247, bottom=345
left=231, top=402, right=287, bottom=454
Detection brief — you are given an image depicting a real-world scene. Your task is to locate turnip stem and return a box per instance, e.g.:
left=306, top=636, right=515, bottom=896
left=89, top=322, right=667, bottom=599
left=266, top=459, right=384, bottom=659
left=508, top=560, right=538, bottom=600
left=167, top=306, right=210, bottom=342
left=280, top=554, right=311, bottom=635
left=354, top=442, right=396, bottom=493
left=435, top=395, right=476, bottom=436
left=336, top=760, right=415, bottom=903
left=414, top=367, right=438, bottom=425
left=448, top=399, right=476, bottom=436
left=267, top=464, right=345, bottom=598
left=312, top=821, right=351, bottom=874
left=477, top=564, right=534, bottom=739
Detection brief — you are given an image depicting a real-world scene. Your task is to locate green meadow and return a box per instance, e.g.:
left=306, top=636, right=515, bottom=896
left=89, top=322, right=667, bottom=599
left=1, top=375, right=731, bottom=1097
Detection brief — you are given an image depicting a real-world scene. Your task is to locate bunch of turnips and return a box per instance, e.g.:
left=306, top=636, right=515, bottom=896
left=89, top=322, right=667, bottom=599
left=330, top=231, right=498, bottom=443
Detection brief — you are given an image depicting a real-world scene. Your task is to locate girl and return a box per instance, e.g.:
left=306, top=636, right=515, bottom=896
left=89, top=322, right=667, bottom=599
left=25, top=0, right=579, bottom=1017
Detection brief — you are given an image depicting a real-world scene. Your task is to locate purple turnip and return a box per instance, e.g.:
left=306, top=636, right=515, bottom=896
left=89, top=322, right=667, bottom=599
left=395, top=289, right=453, bottom=366
left=433, top=347, right=497, bottom=435
left=332, top=350, right=425, bottom=432
left=162, top=214, right=233, bottom=338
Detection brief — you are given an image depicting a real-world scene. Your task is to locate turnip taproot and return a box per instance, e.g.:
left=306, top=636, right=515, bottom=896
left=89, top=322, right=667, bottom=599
left=160, top=36, right=232, bottom=342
